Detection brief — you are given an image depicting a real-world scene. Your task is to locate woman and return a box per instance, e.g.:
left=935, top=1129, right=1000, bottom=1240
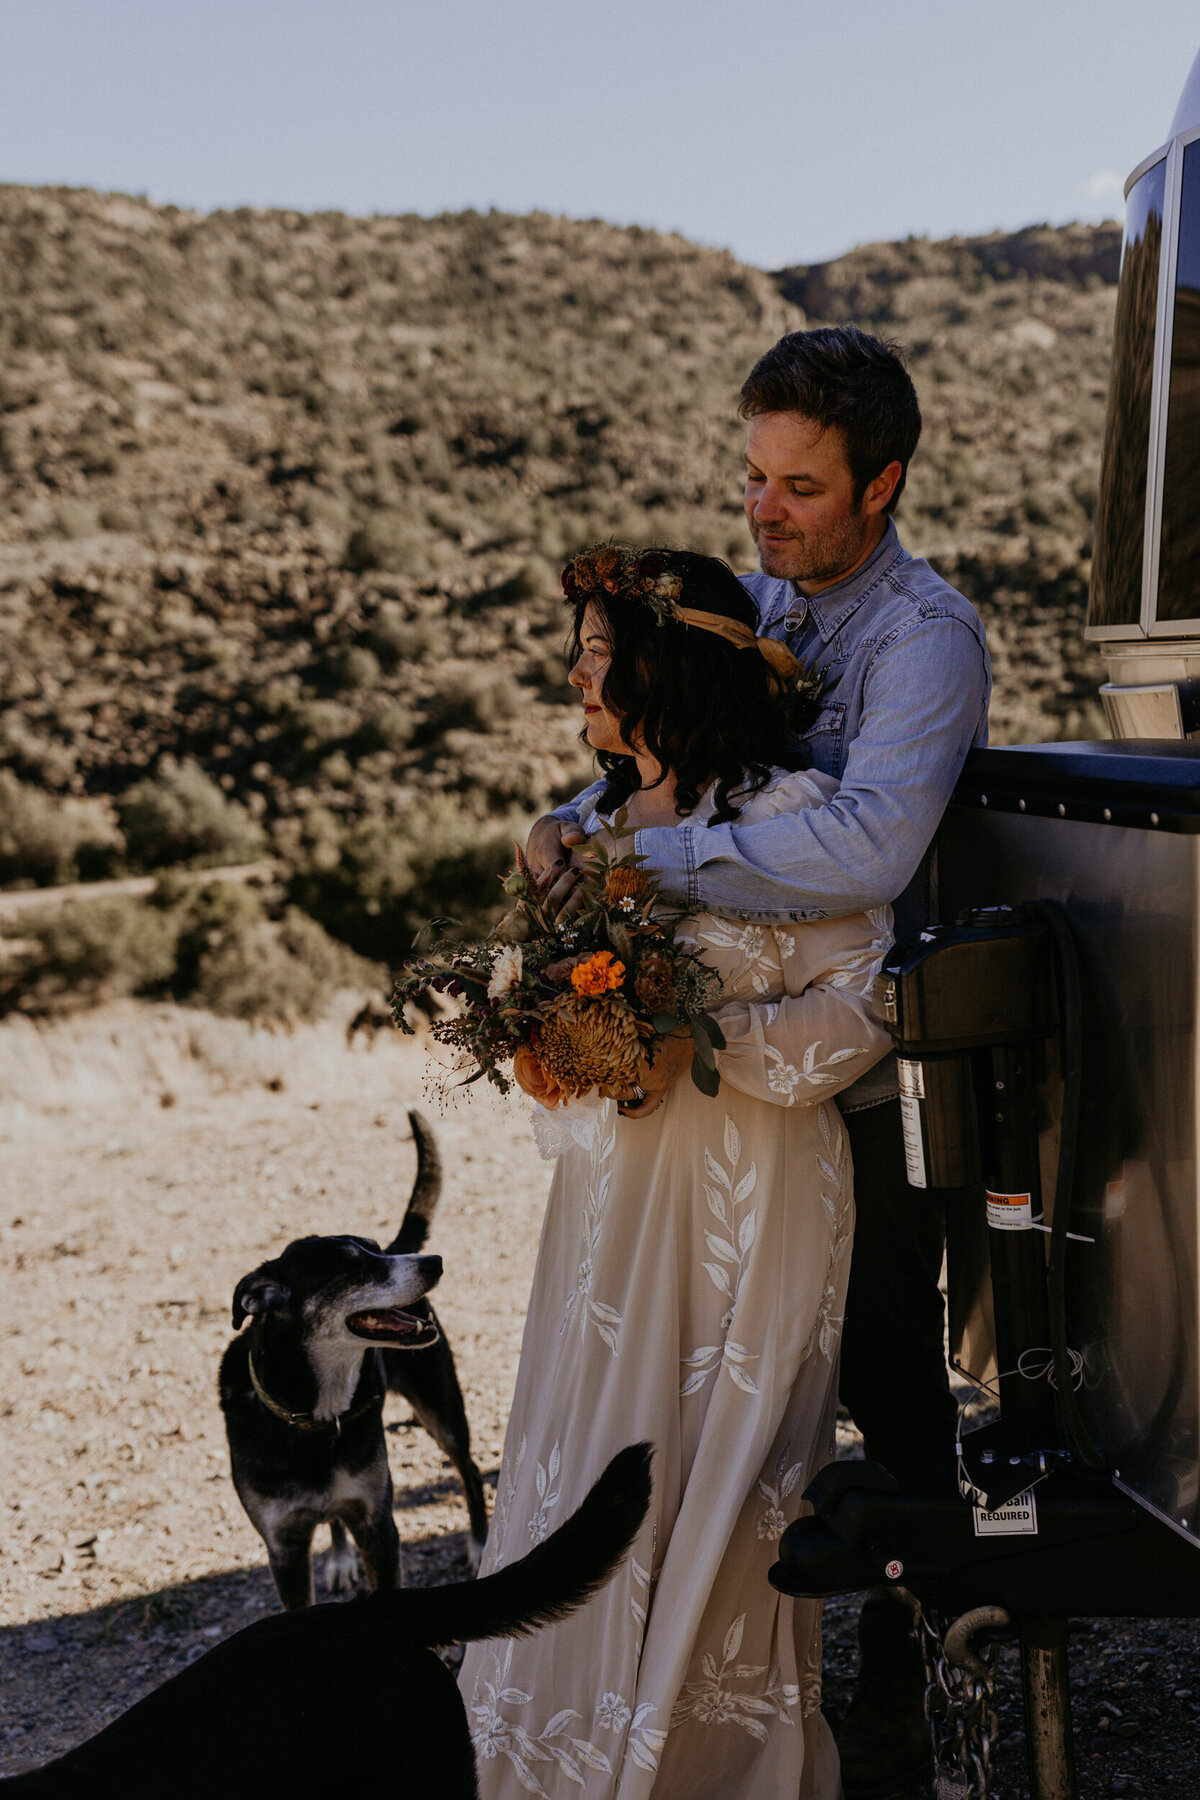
left=459, top=547, right=892, bottom=1799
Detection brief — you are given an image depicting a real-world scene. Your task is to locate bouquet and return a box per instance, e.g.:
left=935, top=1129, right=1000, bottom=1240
left=391, top=819, right=726, bottom=1104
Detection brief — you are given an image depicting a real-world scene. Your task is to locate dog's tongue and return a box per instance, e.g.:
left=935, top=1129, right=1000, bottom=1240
left=346, top=1307, right=439, bottom=1345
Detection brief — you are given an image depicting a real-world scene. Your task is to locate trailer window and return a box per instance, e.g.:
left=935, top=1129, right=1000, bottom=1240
left=1157, top=140, right=1200, bottom=622
left=1089, top=159, right=1166, bottom=629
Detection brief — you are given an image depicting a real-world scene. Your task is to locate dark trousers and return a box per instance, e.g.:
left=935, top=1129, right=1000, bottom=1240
left=840, top=1097, right=958, bottom=1473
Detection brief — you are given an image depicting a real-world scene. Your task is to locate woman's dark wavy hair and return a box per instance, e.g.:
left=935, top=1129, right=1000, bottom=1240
left=565, top=546, right=806, bottom=825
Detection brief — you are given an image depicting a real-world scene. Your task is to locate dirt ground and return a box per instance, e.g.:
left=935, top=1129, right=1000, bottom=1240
left=1, top=1001, right=1197, bottom=1796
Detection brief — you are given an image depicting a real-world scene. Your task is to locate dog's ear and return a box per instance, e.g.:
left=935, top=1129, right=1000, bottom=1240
left=232, top=1271, right=290, bottom=1329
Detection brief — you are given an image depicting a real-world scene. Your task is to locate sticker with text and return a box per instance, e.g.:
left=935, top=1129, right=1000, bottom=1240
left=973, top=1488, right=1039, bottom=1537
left=899, top=1095, right=927, bottom=1189
left=986, top=1189, right=1033, bottom=1232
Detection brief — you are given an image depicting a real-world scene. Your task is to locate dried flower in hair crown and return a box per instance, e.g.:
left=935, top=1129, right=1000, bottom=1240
left=561, top=541, right=826, bottom=717
left=562, top=545, right=683, bottom=627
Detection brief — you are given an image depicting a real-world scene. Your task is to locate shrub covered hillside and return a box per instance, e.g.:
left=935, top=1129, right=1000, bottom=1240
left=0, top=187, right=1121, bottom=1001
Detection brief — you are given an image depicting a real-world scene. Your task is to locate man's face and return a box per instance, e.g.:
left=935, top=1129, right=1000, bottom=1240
left=743, top=410, right=881, bottom=590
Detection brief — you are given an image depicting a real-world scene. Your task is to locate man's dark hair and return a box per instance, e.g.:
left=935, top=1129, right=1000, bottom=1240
left=739, top=326, right=921, bottom=514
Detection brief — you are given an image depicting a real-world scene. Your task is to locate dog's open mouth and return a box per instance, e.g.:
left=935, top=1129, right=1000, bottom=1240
left=345, top=1307, right=440, bottom=1348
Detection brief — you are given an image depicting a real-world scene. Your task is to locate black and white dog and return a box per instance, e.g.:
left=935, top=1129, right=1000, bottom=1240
left=2, top=1444, right=653, bottom=1798
left=220, top=1112, right=487, bottom=1609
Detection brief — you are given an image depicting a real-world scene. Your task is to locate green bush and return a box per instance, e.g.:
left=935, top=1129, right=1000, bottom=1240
left=428, top=669, right=523, bottom=735
left=50, top=499, right=98, bottom=539
left=358, top=700, right=415, bottom=752
left=364, top=611, right=448, bottom=668
left=118, top=759, right=266, bottom=869
left=18, top=896, right=181, bottom=1001
left=344, top=514, right=432, bottom=575
left=500, top=557, right=557, bottom=602
left=276, top=696, right=361, bottom=755
left=325, top=644, right=381, bottom=691
left=192, top=904, right=375, bottom=1024
left=0, top=771, right=124, bottom=887
left=288, top=800, right=515, bottom=963
left=2, top=876, right=379, bottom=1022
left=98, top=500, right=141, bottom=533
left=162, top=875, right=268, bottom=994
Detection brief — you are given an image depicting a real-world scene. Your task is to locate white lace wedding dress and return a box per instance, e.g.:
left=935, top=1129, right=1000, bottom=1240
left=460, top=770, right=892, bottom=1799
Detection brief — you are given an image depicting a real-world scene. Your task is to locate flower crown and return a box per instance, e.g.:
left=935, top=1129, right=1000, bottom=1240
left=561, top=545, right=684, bottom=627
left=560, top=540, right=826, bottom=723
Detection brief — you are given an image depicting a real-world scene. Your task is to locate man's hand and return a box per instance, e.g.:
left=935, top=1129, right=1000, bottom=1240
left=525, top=815, right=591, bottom=921
left=618, top=1030, right=694, bottom=1120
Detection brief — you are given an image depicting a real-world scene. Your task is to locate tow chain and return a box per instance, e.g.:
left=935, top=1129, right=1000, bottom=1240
left=904, top=1596, right=1008, bottom=1800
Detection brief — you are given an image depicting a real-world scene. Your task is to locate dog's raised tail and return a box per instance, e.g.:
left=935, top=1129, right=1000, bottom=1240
left=385, top=1110, right=442, bottom=1254
left=376, top=1443, right=652, bottom=1647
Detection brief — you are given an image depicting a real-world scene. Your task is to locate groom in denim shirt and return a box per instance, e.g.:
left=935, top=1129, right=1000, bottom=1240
left=531, top=327, right=990, bottom=1793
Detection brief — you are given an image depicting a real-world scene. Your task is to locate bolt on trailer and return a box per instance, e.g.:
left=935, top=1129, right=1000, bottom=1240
left=771, top=45, right=1200, bottom=1800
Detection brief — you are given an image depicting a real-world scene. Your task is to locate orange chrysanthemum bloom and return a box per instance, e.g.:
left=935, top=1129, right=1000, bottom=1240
left=570, top=949, right=626, bottom=996
left=536, top=993, right=643, bottom=1097
left=604, top=866, right=651, bottom=906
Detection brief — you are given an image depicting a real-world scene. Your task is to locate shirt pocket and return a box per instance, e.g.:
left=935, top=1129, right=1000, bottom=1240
left=799, top=699, right=847, bottom=778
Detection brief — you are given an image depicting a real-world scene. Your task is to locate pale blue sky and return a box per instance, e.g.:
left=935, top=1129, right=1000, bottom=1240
left=1, top=0, right=1197, bottom=268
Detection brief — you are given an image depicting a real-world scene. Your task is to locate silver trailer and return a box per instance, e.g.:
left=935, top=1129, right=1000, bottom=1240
left=772, top=45, right=1200, bottom=1800
left=941, top=40, right=1200, bottom=1553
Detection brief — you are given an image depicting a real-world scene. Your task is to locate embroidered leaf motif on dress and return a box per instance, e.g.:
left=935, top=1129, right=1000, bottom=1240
left=528, top=1441, right=562, bottom=1546
left=470, top=1644, right=666, bottom=1792
left=630, top=1555, right=651, bottom=1630
left=471, top=1646, right=616, bottom=1796
left=559, top=1111, right=623, bottom=1356
left=681, top=1114, right=761, bottom=1396
left=487, top=1432, right=527, bottom=1561
left=756, top=1441, right=805, bottom=1542
left=800, top=1105, right=853, bottom=1365
left=669, top=1612, right=801, bottom=1743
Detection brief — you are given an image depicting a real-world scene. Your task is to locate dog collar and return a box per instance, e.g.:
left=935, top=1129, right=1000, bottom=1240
left=248, top=1351, right=383, bottom=1435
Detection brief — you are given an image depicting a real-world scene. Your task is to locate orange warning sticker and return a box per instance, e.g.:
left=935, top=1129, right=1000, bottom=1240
left=986, top=1190, right=1033, bottom=1231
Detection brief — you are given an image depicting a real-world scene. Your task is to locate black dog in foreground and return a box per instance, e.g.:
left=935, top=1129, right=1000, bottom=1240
left=220, top=1110, right=488, bottom=1607
left=2, top=1443, right=652, bottom=1798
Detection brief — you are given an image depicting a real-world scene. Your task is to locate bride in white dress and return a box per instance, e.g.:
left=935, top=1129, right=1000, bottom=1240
left=459, top=548, right=891, bottom=1800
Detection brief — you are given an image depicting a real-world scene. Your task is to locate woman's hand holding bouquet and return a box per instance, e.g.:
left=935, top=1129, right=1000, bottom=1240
left=391, top=814, right=726, bottom=1111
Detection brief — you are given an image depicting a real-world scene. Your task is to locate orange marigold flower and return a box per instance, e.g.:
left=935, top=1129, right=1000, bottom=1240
left=570, top=949, right=626, bottom=995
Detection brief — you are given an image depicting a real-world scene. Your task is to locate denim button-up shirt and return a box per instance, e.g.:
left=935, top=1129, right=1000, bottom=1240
left=557, top=519, right=991, bottom=1105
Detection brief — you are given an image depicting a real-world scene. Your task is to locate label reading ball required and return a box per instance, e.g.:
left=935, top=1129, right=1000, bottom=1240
left=972, top=1488, right=1039, bottom=1537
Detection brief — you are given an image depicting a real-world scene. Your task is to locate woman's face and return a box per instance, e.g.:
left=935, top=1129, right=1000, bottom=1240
left=568, top=601, right=630, bottom=755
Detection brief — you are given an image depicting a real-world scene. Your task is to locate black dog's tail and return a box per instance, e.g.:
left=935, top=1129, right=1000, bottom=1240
left=0, top=1446, right=652, bottom=1796
left=385, top=1111, right=442, bottom=1254
left=375, top=1442, right=652, bottom=1645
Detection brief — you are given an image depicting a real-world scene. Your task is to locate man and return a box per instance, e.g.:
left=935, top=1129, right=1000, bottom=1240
left=528, top=326, right=991, bottom=1795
